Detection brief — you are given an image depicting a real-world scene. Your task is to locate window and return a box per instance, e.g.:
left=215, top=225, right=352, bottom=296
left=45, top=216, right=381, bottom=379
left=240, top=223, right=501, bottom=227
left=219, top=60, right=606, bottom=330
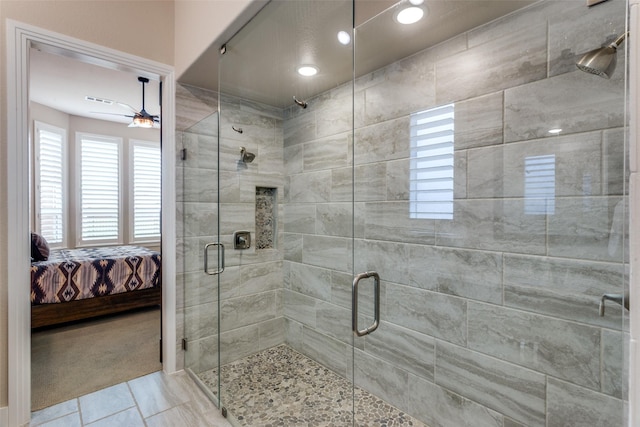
left=77, top=133, right=122, bottom=245
left=410, top=104, right=454, bottom=220
left=131, top=140, right=161, bottom=242
left=524, top=154, right=556, bottom=215
left=34, top=121, right=67, bottom=247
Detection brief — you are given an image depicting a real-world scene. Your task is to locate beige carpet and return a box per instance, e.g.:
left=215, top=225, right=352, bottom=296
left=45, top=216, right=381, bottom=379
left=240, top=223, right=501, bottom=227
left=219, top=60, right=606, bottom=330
left=31, top=307, right=162, bottom=410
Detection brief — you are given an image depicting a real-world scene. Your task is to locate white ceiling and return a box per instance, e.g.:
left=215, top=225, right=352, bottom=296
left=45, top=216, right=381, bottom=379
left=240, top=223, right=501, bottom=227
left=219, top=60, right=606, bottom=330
left=30, top=0, right=535, bottom=116
left=29, top=46, right=161, bottom=124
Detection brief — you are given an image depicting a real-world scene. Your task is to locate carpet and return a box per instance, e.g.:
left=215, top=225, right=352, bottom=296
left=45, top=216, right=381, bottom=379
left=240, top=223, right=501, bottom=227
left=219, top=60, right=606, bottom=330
left=31, top=307, right=162, bottom=411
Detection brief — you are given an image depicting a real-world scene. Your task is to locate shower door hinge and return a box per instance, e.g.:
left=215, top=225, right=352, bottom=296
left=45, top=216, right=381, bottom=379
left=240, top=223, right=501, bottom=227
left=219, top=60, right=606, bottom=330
left=180, top=148, right=187, bottom=161
left=159, top=338, right=163, bottom=363
left=182, top=338, right=188, bottom=351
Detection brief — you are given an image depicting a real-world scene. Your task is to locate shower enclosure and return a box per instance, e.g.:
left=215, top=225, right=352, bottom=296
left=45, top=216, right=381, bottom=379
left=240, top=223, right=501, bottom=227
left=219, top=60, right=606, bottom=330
left=179, top=0, right=630, bottom=425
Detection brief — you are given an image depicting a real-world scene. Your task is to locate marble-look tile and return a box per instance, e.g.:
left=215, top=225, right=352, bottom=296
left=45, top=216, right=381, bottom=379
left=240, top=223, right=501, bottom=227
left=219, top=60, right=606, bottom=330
left=316, top=301, right=352, bottom=344
left=468, top=302, right=601, bottom=390
left=332, top=163, right=387, bottom=202
left=354, top=116, right=410, bottom=165
left=386, top=283, right=466, bottom=346
left=284, top=109, right=316, bottom=147
left=219, top=324, right=260, bottom=365
left=288, top=262, right=332, bottom=301
left=364, top=321, right=435, bottom=381
left=466, top=145, right=504, bottom=198
left=288, top=170, right=332, bottom=202
left=145, top=402, right=217, bottom=427
left=316, top=86, right=354, bottom=139
left=454, top=92, right=503, bottom=150
left=547, top=378, right=624, bottom=427
left=176, top=83, right=218, bottom=132
left=34, top=412, right=82, bottom=427
left=548, top=0, right=626, bottom=77
left=454, top=151, right=467, bottom=199
left=301, top=326, right=349, bottom=377
left=407, top=374, right=504, bottom=427
left=30, top=399, right=78, bottom=426
left=386, top=158, right=409, bottom=201
left=354, top=239, right=410, bottom=285
left=354, top=348, right=410, bottom=413
left=185, top=301, right=218, bottom=340
left=283, top=233, right=303, bottom=262
left=220, top=261, right=282, bottom=300
left=436, top=199, right=547, bottom=255
left=409, top=245, right=502, bottom=304
left=284, top=144, right=304, bottom=175
left=283, top=289, right=317, bottom=328
left=316, top=202, right=354, bottom=238
left=364, top=202, right=436, bottom=245
left=436, top=341, right=546, bottom=427
left=361, top=50, right=436, bottom=126
left=283, top=203, right=316, bottom=234
left=78, top=383, right=135, bottom=425
left=85, top=407, right=144, bottom=427
left=503, top=418, right=527, bottom=427
left=601, top=329, right=628, bottom=399
left=503, top=254, right=625, bottom=329
left=436, top=23, right=547, bottom=104
left=302, top=234, right=351, bottom=272
left=258, top=317, right=285, bottom=350
left=504, top=70, right=625, bottom=143
left=128, top=372, right=191, bottom=418
left=603, top=128, right=627, bottom=196
left=220, top=291, right=277, bottom=331
left=303, top=132, right=350, bottom=171
left=548, top=196, right=626, bottom=262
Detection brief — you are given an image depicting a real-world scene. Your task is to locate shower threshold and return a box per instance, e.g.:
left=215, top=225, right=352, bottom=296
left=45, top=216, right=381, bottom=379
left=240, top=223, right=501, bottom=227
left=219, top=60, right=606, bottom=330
left=197, top=344, right=428, bottom=426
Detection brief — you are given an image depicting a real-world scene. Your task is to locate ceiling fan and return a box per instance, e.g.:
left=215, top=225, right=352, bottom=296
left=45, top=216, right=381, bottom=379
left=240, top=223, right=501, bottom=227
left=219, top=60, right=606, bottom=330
left=92, top=76, right=160, bottom=128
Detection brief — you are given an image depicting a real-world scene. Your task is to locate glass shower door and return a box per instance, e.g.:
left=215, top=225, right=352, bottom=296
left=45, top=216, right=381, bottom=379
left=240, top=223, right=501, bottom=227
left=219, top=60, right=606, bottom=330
left=352, top=1, right=629, bottom=426
left=179, top=112, right=222, bottom=403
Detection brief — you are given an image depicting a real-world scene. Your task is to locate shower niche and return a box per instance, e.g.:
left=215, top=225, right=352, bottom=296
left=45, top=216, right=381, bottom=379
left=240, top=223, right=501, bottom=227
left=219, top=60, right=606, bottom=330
left=255, top=187, right=276, bottom=250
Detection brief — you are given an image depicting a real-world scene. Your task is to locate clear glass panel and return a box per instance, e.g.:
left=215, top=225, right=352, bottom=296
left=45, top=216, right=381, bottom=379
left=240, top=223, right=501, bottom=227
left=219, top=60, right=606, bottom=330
left=180, top=111, right=221, bottom=405
left=353, top=0, right=629, bottom=426
left=217, top=0, right=354, bottom=424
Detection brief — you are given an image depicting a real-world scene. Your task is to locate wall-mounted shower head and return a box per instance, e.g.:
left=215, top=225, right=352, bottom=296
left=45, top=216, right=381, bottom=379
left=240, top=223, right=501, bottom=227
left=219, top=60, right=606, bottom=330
left=576, top=33, right=627, bottom=78
left=240, top=147, right=256, bottom=163
left=293, top=96, right=308, bottom=109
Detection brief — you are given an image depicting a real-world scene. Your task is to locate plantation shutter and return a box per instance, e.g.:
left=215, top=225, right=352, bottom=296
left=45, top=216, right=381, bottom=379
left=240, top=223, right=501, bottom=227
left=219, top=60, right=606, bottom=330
left=410, top=104, right=454, bottom=220
left=79, top=134, right=121, bottom=243
left=36, top=122, right=66, bottom=246
left=132, top=141, right=161, bottom=240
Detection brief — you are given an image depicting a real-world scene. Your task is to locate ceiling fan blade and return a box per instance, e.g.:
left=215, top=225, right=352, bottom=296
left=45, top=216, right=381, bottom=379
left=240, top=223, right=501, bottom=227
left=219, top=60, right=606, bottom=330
left=90, top=111, right=134, bottom=118
left=116, top=102, right=138, bottom=113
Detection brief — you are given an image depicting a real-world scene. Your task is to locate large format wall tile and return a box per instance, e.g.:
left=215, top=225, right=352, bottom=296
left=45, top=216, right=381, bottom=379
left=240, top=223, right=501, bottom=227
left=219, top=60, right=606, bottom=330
left=436, top=23, right=547, bottom=104
left=354, top=239, right=410, bottom=285
left=504, top=71, right=625, bottom=142
left=454, top=91, right=503, bottom=150
left=354, top=349, right=409, bottom=413
left=302, top=235, right=352, bottom=272
left=283, top=204, right=316, bottom=234
left=301, top=326, right=349, bottom=377
left=288, top=262, right=332, bottom=301
left=316, top=202, right=354, bottom=238
left=386, top=283, right=466, bottom=345
left=546, top=378, right=624, bottom=427
left=283, top=289, right=317, bottom=329
left=409, top=245, right=502, bottom=304
left=407, top=374, right=504, bottom=427
left=364, top=202, right=436, bottom=245
left=603, top=128, right=627, bottom=196
left=436, top=342, right=546, bottom=427
left=468, top=302, right=601, bottom=390
left=601, top=329, right=628, bottom=399
left=288, top=170, right=332, bottom=203
left=503, top=254, right=625, bottom=329
left=354, top=116, right=410, bottom=165
left=220, top=292, right=277, bottom=332
left=303, top=133, right=350, bottom=171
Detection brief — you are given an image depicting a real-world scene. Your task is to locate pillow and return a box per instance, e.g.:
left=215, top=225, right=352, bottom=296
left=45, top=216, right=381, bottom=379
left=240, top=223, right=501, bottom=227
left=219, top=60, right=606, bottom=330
left=31, top=232, right=50, bottom=261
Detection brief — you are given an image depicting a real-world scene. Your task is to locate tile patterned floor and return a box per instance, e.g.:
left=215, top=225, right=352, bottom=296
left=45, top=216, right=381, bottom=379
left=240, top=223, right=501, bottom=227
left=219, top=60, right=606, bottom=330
left=30, top=371, right=232, bottom=427
left=198, top=345, right=428, bottom=427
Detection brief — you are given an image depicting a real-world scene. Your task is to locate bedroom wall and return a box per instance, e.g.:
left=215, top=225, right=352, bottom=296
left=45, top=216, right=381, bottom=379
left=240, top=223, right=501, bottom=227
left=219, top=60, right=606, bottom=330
left=1, top=0, right=176, bottom=411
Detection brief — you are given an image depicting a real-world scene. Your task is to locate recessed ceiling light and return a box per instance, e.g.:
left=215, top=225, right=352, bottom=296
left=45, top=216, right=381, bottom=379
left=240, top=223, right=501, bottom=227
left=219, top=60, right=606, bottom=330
left=337, top=31, right=351, bottom=45
left=396, top=6, right=424, bottom=25
left=409, top=0, right=424, bottom=4
left=297, top=65, right=318, bottom=77
left=548, top=128, right=563, bottom=134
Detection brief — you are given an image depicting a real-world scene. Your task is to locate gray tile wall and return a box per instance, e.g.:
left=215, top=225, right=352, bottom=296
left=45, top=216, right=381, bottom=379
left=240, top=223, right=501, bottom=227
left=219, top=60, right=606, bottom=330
left=282, top=1, right=629, bottom=426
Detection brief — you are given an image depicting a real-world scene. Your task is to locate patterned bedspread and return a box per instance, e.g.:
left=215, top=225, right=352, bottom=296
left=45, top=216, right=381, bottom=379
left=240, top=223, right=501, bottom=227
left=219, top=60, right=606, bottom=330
left=31, top=246, right=161, bottom=305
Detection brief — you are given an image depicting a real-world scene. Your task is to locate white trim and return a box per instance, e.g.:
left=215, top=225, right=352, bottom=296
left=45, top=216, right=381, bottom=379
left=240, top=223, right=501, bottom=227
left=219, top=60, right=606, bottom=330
left=6, top=20, right=176, bottom=426
left=0, top=406, right=8, bottom=427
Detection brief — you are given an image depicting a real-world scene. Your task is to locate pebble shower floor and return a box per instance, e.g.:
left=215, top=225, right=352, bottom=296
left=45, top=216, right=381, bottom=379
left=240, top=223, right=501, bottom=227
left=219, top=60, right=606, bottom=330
left=199, top=344, right=428, bottom=426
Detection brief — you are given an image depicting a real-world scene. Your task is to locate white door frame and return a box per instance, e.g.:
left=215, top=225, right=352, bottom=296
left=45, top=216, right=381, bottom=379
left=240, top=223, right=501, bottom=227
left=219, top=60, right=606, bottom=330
left=6, top=20, right=176, bottom=426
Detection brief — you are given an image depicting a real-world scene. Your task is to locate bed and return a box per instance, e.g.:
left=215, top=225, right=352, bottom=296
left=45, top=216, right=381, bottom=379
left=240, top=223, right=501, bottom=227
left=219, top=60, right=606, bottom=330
left=30, top=245, right=161, bottom=328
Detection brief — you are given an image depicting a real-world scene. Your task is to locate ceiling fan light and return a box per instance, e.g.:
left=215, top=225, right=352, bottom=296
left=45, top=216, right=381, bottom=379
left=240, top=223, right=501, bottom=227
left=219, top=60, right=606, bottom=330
left=130, top=116, right=155, bottom=128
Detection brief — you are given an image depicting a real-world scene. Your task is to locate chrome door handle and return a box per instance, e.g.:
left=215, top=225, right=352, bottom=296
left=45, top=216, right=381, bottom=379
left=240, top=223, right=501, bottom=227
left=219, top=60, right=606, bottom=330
left=352, top=271, right=380, bottom=337
left=204, top=242, right=225, bottom=275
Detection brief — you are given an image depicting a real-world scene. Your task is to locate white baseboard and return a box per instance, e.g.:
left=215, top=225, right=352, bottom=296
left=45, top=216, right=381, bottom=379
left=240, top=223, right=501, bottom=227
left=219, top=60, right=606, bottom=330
left=0, top=406, right=8, bottom=427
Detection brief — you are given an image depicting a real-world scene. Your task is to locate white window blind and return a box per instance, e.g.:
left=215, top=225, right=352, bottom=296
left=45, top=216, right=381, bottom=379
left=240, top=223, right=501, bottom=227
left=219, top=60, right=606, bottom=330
left=131, top=140, right=161, bottom=241
left=78, top=134, right=122, bottom=244
left=524, top=154, right=556, bottom=215
left=35, top=122, right=66, bottom=246
left=410, top=104, right=454, bottom=220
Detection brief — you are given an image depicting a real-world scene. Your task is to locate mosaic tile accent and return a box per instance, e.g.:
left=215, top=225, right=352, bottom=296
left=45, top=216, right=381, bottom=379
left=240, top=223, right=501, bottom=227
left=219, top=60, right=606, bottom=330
left=198, top=345, right=428, bottom=427
left=256, top=187, right=277, bottom=250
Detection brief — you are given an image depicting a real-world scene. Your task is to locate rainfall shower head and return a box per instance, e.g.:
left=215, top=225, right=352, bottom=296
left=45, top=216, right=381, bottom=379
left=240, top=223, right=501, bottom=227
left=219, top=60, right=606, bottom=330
left=576, top=33, right=627, bottom=78
left=240, top=147, right=255, bottom=163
